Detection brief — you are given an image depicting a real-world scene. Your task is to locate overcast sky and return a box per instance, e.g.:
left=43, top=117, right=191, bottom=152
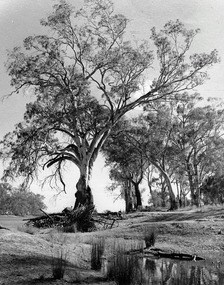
left=0, top=0, right=224, bottom=212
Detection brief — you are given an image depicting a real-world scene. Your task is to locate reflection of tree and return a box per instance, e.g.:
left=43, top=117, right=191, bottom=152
left=142, top=258, right=222, bottom=285
left=160, top=260, right=175, bottom=284
left=145, top=259, right=156, bottom=275
left=217, top=270, right=224, bottom=285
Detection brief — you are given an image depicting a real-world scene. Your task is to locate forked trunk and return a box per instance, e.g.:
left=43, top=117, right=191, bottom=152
left=73, top=129, right=111, bottom=209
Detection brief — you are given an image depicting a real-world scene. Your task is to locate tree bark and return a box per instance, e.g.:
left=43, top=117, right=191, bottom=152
left=132, top=181, right=142, bottom=209
left=186, top=162, right=200, bottom=207
left=161, top=177, right=167, bottom=208
left=74, top=171, right=94, bottom=208
left=124, top=179, right=133, bottom=213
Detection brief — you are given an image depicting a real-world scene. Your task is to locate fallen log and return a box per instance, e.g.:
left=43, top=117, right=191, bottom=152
left=127, top=247, right=205, bottom=261
left=149, top=250, right=205, bottom=261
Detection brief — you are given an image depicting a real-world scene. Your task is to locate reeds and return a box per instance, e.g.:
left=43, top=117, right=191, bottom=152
left=51, top=248, right=67, bottom=280
left=106, top=240, right=144, bottom=285
left=91, top=238, right=105, bottom=270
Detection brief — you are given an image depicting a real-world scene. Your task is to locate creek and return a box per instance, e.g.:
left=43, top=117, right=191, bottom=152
left=140, top=257, right=224, bottom=284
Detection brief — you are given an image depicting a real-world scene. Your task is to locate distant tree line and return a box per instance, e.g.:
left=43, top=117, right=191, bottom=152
left=0, top=183, right=46, bottom=216
left=103, top=93, right=224, bottom=212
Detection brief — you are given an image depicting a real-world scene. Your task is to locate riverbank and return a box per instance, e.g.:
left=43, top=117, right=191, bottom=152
left=0, top=205, right=224, bottom=284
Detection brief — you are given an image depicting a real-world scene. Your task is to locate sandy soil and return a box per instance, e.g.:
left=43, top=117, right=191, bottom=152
left=1, top=206, right=224, bottom=284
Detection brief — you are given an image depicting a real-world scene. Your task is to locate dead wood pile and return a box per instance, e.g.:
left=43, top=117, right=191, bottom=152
left=24, top=207, right=122, bottom=232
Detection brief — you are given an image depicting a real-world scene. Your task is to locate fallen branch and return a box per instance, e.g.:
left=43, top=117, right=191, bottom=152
left=127, top=247, right=205, bottom=261
left=24, top=205, right=96, bottom=232
left=148, top=249, right=205, bottom=261
left=23, top=206, right=122, bottom=232
left=0, top=225, right=10, bottom=231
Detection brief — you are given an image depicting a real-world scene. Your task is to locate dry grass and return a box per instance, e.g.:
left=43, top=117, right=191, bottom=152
left=17, top=224, right=38, bottom=235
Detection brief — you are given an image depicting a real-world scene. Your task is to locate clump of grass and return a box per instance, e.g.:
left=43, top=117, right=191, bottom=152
left=91, top=238, right=105, bottom=270
left=144, top=230, right=156, bottom=248
left=17, top=224, right=37, bottom=235
left=52, top=248, right=67, bottom=280
left=107, top=242, right=143, bottom=285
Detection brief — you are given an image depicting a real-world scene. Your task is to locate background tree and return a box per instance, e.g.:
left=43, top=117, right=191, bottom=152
left=0, top=183, right=46, bottom=215
left=200, top=174, right=224, bottom=205
left=0, top=183, right=11, bottom=214
left=0, top=0, right=218, bottom=208
left=170, top=93, right=224, bottom=206
left=103, top=120, right=148, bottom=211
left=106, top=166, right=135, bottom=213
left=105, top=95, right=224, bottom=210
left=134, top=106, right=178, bottom=209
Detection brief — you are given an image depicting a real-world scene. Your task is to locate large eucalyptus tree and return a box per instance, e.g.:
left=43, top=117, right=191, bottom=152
left=0, top=0, right=218, bottom=208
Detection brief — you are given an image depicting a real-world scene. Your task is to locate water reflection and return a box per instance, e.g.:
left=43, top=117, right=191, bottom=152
left=141, top=258, right=224, bottom=285
left=104, top=240, right=224, bottom=284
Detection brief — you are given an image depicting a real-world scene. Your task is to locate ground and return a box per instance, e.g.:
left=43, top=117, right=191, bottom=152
left=0, top=205, right=224, bottom=284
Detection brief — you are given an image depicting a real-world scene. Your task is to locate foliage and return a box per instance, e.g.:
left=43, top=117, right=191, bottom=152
left=0, top=183, right=46, bottom=215
left=105, top=93, right=224, bottom=208
left=200, top=174, right=224, bottom=204
left=102, top=119, right=147, bottom=210
left=0, top=0, right=219, bottom=207
left=169, top=94, right=224, bottom=205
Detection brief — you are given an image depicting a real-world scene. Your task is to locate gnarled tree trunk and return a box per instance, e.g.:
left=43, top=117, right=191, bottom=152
left=74, top=166, right=94, bottom=209
left=74, top=177, right=94, bottom=209
left=132, top=181, right=142, bottom=209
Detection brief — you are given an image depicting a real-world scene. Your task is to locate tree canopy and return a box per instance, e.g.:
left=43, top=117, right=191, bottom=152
left=0, top=183, right=46, bottom=216
left=103, top=94, right=224, bottom=210
left=0, top=0, right=219, bottom=208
